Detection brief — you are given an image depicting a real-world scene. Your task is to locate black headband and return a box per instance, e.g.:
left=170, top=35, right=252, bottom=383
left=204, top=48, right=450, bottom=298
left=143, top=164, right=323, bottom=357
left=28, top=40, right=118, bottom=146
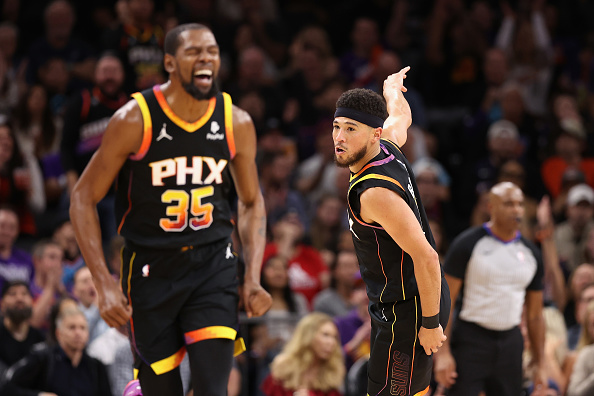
left=334, top=107, right=385, bottom=128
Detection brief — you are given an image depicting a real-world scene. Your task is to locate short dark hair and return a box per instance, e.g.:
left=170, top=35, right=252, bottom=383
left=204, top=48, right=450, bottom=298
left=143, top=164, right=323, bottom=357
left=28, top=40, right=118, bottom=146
left=164, top=23, right=210, bottom=56
left=1, top=280, right=31, bottom=299
left=335, top=88, right=388, bottom=121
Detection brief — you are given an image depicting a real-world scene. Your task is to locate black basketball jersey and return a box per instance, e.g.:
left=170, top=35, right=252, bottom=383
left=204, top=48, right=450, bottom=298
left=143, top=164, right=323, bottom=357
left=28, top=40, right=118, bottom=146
left=347, top=139, right=441, bottom=304
left=115, top=86, right=235, bottom=249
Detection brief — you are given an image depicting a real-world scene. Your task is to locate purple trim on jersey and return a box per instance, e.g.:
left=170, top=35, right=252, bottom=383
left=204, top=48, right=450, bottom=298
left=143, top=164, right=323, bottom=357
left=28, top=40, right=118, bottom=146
left=482, top=223, right=521, bottom=244
left=370, top=143, right=395, bottom=166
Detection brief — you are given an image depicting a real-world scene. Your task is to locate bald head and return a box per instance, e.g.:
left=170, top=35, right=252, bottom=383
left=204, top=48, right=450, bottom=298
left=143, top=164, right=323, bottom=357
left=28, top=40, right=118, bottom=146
left=489, top=182, right=522, bottom=200
left=488, top=182, right=524, bottom=233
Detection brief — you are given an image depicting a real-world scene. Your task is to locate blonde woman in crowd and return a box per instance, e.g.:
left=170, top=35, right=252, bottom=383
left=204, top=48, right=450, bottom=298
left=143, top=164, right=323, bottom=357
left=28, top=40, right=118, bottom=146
left=567, top=301, right=594, bottom=396
left=261, top=312, right=345, bottom=396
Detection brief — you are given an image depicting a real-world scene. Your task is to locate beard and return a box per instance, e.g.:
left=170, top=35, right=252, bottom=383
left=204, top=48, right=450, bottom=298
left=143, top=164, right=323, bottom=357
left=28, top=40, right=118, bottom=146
left=334, top=145, right=368, bottom=168
left=5, top=306, right=32, bottom=325
left=181, top=75, right=220, bottom=100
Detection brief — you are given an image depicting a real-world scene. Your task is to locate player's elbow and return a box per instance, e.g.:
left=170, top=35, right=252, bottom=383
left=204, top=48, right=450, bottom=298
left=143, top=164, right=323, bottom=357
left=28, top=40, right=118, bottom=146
left=414, top=247, right=440, bottom=272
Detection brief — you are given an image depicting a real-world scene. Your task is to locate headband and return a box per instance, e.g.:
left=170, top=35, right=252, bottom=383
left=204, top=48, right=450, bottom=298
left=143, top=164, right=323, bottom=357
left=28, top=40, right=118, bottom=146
left=334, top=107, right=385, bottom=128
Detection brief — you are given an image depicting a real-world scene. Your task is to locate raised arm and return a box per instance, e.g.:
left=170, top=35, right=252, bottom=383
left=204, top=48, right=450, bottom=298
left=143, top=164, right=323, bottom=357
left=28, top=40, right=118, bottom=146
left=229, top=105, right=272, bottom=318
left=381, top=67, right=412, bottom=146
left=69, top=99, right=143, bottom=327
left=359, top=186, right=445, bottom=355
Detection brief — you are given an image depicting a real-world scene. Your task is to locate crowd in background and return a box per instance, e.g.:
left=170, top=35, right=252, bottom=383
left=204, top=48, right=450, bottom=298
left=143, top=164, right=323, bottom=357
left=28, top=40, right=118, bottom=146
left=0, top=0, right=594, bottom=395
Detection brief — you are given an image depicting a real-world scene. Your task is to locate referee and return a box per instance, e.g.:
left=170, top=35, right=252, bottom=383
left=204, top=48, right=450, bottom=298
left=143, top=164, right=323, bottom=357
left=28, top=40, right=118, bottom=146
left=434, top=182, right=548, bottom=395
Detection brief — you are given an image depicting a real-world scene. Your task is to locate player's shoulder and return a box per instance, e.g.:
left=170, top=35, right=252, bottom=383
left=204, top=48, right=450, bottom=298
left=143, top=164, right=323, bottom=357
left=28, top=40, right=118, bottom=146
left=111, top=97, right=143, bottom=125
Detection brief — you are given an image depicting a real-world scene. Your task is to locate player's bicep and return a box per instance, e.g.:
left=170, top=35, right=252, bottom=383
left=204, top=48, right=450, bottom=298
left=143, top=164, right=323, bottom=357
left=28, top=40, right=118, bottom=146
left=360, top=187, right=434, bottom=259
left=74, top=101, right=143, bottom=204
left=229, top=105, right=261, bottom=205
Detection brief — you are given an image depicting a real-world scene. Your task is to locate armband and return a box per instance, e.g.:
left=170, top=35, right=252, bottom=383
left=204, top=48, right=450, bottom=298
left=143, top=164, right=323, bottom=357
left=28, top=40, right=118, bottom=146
left=421, top=313, right=440, bottom=329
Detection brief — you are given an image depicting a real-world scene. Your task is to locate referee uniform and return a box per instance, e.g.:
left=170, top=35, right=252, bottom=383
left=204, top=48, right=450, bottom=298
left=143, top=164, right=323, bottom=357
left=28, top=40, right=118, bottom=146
left=443, top=224, right=544, bottom=395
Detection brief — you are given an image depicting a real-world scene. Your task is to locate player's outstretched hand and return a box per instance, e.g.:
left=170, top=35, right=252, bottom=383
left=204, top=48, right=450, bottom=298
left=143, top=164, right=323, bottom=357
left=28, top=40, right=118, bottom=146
left=243, top=280, right=272, bottom=318
left=97, top=277, right=132, bottom=327
left=418, top=325, right=446, bottom=356
left=383, top=66, right=409, bottom=102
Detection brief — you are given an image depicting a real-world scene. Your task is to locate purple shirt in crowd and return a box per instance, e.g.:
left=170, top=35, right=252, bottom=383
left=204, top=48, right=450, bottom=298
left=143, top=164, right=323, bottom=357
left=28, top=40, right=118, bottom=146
left=0, top=248, right=34, bottom=293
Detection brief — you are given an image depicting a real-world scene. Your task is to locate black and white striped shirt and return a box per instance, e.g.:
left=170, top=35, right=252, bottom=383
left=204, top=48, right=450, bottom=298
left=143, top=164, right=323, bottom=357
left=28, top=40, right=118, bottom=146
left=444, top=224, right=544, bottom=331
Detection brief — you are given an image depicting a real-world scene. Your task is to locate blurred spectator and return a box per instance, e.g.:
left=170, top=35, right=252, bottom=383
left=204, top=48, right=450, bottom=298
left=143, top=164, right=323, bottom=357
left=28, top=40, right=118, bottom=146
left=541, top=124, right=594, bottom=202
left=224, top=45, right=285, bottom=128
left=0, top=306, right=113, bottom=396
left=71, top=266, right=108, bottom=343
left=462, top=119, right=523, bottom=216
left=553, top=184, right=594, bottom=273
left=567, top=282, right=594, bottom=351
left=0, top=22, right=25, bottom=117
left=307, top=194, right=345, bottom=255
left=0, top=123, right=45, bottom=235
left=411, top=157, right=455, bottom=233
left=0, top=206, right=33, bottom=293
left=313, top=249, right=359, bottom=318
left=87, top=325, right=134, bottom=396
left=12, top=84, right=63, bottom=225
left=261, top=312, right=345, bottom=396
left=281, top=26, right=338, bottom=128
left=257, top=254, right=309, bottom=348
left=580, top=226, right=594, bottom=264
left=294, top=132, right=338, bottom=210
left=533, top=196, right=567, bottom=312
left=26, top=0, right=96, bottom=90
left=0, top=280, right=44, bottom=376
left=58, top=54, right=126, bottom=188
left=365, top=50, right=428, bottom=130
left=52, top=219, right=84, bottom=293
left=46, top=295, right=78, bottom=345
left=219, top=0, right=286, bottom=67
left=12, top=85, right=60, bottom=162
left=29, top=239, right=67, bottom=332
left=259, top=150, right=308, bottom=230
left=339, top=17, right=384, bottom=89
left=334, top=273, right=370, bottom=371
left=495, top=0, right=554, bottom=118
left=101, top=0, right=165, bottom=93
left=249, top=254, right=309, bottom=395
left=60, top=53, right=127, bottom=243
left=566, top=301, right=594, bottom=396
left=107, top=234, right=125, bottom=278
left=263, top=210, right=329, bottom=307
left=521, top=306, right=567, bottom=395
left=424, top=0, right=487, bottom=107
left=475, top=47, right=510, bottom=121
left=564, top=264, right=594, bottom=347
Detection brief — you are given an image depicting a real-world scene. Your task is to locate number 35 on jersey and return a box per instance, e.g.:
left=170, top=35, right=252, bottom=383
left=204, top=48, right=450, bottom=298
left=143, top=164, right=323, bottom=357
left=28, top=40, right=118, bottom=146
left=149, top=155, right=228, bottom=232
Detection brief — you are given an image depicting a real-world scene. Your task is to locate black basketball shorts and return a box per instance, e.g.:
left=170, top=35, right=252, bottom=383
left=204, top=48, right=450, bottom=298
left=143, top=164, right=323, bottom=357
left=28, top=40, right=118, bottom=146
left=120, top=237, right=239, bottom=375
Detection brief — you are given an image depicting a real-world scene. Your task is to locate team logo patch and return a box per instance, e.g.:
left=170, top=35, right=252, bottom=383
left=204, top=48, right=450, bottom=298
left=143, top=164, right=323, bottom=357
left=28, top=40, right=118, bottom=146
left=142, top=264, right=150, bottom=277
left=206, top=121, right=224, bottom=140
left=157, top=123, right=173, bottom=141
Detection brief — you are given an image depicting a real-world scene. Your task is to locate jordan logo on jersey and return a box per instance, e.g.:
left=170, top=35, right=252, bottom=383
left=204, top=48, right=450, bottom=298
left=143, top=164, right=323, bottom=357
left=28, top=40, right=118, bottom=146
left=157, top=123, right=173, bottom=141
left=206, top=121, right=224, bottom=140
left=225, top=243, right=234, bottom=259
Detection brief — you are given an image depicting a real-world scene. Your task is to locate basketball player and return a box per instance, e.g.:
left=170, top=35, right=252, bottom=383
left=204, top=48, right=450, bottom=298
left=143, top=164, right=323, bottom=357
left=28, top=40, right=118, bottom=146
left=333, top=67, right=450, bottom=396
left=70, top=24, right=272, bottom=396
